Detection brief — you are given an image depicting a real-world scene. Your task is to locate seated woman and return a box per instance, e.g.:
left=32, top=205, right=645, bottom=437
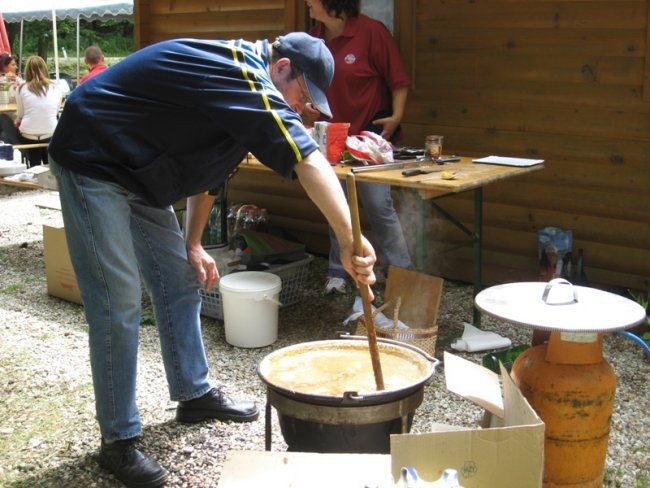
left=1, top=53, right=24, bottom=143
left=14, top=56, right=63, bottom=167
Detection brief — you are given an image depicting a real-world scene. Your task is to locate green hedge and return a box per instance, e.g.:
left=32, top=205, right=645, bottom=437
left=6, top=18, right=134, bottom=62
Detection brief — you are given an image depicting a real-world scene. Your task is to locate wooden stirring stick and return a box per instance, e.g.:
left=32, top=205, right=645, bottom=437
left=346, top=172, right=385, bottom=391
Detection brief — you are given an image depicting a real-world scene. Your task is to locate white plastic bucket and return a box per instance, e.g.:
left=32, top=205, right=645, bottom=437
left=218, top=271, right=282, bottom=348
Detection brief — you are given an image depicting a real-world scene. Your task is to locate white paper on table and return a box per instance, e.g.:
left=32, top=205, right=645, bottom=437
left=473, top=155, right=544, bottom=167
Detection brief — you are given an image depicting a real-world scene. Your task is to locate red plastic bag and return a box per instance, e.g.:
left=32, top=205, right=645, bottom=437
left=345, top=131, right=394, bottom=165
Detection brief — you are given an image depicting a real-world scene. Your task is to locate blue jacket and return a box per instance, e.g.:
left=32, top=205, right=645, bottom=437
left=49, top=38, right=318, bottom=206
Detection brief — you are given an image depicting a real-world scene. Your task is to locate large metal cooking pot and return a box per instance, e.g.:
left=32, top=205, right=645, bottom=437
left=258, top=336, right=439, bottom=453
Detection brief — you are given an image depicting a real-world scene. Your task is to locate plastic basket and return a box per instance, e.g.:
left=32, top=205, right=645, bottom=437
left=200, top=253, right=313, bottom=320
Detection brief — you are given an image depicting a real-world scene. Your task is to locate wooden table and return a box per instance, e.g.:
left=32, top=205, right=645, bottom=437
left=0, top=143, right=52, bottom=190
left=237, top=156, right=544, bottom=324
left=0, top=103, right=17, bottom=114
left=0, top=177, right=40, bottom=190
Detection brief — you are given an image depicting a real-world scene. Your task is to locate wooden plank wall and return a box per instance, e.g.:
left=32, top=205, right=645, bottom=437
left=134, top=0, right=304, bottom=47
left=394, top=0, right=650, bottom=292
left=133, top=0, right=649, bottom=294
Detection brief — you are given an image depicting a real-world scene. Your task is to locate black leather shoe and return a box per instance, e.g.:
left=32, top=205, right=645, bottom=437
left=176, top=387, right=259, bottom=423
left=98, top=438, right=169, bottom=488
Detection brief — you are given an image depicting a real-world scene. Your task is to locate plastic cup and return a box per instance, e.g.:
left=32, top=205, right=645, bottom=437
left=326, top=123, right=350, bottom=164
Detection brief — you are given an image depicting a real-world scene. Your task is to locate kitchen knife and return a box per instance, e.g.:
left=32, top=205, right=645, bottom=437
left=402, top=168, right=445, bottom=177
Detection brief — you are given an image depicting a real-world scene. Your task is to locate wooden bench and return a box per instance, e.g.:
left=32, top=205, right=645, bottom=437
left=0, top=143, right=50, bottom=189
left=13, top=143, right=50, bottom=168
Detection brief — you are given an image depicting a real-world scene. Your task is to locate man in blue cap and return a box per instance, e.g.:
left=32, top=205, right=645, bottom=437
left=48, top=32, right=376, bottom=488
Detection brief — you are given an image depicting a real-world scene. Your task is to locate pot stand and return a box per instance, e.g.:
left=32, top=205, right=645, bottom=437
left=264, top=387, right=424, bottom=454
left=258, top=338, right=438, bottom=455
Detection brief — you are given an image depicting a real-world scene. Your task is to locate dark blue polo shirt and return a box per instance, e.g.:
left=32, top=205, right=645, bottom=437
left=49, top=38, right=318, bottom=206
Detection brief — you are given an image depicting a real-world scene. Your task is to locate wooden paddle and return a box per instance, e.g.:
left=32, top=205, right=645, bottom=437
left=346, top=172, right=385, bottom=390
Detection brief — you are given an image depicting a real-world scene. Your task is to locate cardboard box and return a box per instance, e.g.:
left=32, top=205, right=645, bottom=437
left=43, top=223, right=82, bottom=304
left=28, top=165, right=59, bottom=190
left=390, top=352, right=544, bottom=488
left=220, top=451, right=392, bottom=488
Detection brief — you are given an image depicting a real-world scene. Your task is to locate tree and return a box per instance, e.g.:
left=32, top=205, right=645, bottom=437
left=3, top=18, right=133, bottom=62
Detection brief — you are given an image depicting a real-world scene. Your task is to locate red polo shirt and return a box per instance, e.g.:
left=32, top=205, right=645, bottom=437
left=311, top=14, right=410, bottom=135
left=79, top=63, right=107, bottom=84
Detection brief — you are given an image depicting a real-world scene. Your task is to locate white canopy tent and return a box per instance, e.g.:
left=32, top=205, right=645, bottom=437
left=0, top=0, right=133, bottom=84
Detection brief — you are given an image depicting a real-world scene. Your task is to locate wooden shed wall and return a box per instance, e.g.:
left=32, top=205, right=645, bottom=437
left=134, top=0, right=305, bottom=46
left=133, top=0, right=650, bottom=293
left=394, top=0, right=650, bottom=292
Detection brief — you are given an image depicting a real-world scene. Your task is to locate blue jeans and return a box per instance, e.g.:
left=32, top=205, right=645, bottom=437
left=329, top=182, right=413, bottom=279
left=49, top=159, right=212, bottom=441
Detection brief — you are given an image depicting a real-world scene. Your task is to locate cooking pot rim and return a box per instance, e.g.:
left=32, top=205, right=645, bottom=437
left=257, top=338, right=439, bottom=405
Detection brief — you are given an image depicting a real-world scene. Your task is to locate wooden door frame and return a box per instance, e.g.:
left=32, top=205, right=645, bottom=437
left=286, top=0, right=310, bottom=32
left=394, top=1, right=416, bottom=85
left=645, top=0, right=650, bottom=101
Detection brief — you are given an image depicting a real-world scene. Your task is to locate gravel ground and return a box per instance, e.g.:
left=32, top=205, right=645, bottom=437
left=0, top=185, right=648, bottom=488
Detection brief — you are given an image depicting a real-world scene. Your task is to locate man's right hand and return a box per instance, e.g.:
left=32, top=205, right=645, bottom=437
left=187, top=244, right=220, bottom=291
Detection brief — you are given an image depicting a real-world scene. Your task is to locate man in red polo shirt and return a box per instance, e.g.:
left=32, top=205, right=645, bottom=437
left=79, top=45, right=107, bottom=83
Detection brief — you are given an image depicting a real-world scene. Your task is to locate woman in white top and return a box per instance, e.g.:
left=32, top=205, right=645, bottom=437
left=15, top=55, right=62, bottom=166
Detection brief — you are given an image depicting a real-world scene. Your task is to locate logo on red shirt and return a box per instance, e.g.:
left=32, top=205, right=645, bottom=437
left=344, top=53, right=356, bottom=65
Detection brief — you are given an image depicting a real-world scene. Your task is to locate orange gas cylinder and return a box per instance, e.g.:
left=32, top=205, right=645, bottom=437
left=475, top=280, right=646, bottom=488
left=511, top=332, right=616, bottom=488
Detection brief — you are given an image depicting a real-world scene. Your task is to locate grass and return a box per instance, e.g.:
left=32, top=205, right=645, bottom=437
left=604, top=468, right=625, bottom=487
left=2, top=283, right=24, bottom=294
left=0, top=340, right=94, bottom=485
left=604, top=468, right=650, bottom=488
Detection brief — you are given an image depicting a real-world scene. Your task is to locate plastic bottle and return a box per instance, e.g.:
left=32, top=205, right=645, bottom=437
left=398, top=467, right=463, bottom=487
left=233, top=204, right=248, bottom=236
left=432, top=469, right=463, bottom=487
left=227, top=204, right=241, bottom=240
left=482, top=344, right=530, bottom=373
left=243, top=207, right=257, bottom=230
left=0, top=78, right=9, bottom=105
left=202, top=201, right=224, bottom=246
left=256, top=208, right=269, bottom=233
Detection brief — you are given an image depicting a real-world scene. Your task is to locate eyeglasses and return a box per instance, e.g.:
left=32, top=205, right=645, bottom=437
left=296, top=74, right=313, bottom=107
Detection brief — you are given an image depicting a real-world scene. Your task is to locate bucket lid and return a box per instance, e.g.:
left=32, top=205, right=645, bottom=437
left=219, top=271, right=281, bottom=293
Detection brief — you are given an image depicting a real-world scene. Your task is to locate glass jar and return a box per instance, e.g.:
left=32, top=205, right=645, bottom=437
left=424, top=135, right=444, bottom=161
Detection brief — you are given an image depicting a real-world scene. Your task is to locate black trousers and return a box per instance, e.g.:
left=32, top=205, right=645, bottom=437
left=17, top=133, right=51, bottom=167
left=0, top=114, right=20, bottom=144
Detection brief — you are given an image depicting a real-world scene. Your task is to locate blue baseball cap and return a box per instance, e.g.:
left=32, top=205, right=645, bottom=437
left=274, top=32, right=334, bottom=119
